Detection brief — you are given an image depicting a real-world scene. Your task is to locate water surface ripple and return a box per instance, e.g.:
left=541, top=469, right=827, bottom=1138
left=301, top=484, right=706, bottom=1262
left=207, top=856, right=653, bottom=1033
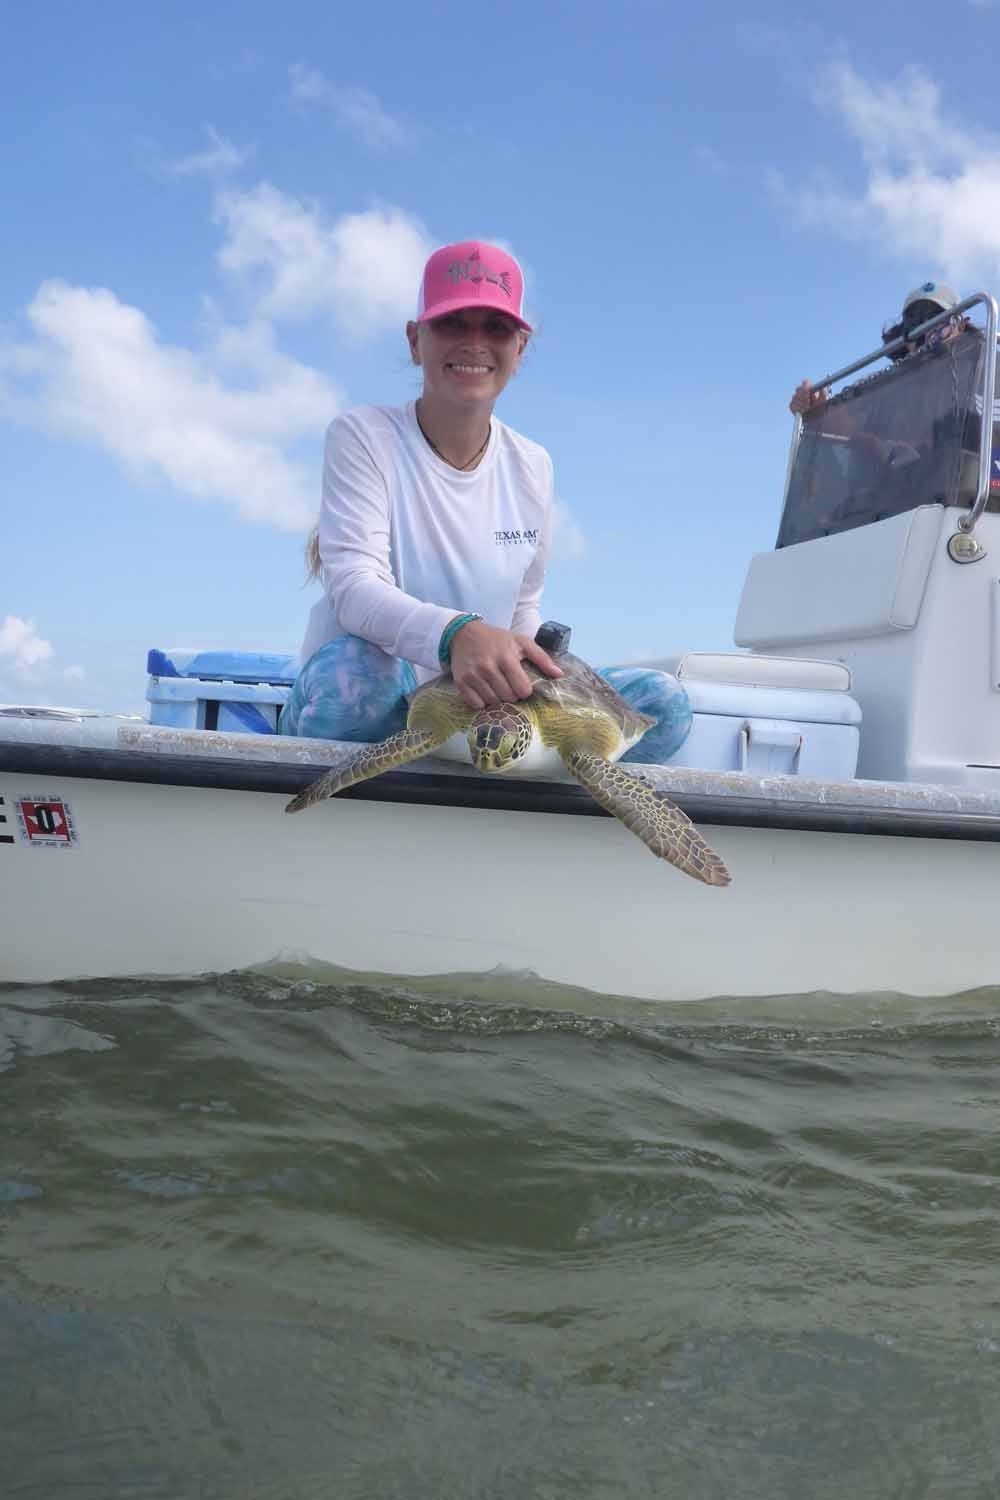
left=3, top=966, right=1000, bottom=1498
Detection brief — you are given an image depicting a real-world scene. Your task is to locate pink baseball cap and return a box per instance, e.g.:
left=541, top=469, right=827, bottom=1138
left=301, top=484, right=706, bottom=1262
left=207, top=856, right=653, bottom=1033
left=416, top=240, right=532, bottom=331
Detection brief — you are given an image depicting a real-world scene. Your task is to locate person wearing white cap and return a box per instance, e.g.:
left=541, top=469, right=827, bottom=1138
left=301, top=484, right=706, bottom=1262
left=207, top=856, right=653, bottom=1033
left=281, top=239, right=693, bottom=764
left=789, top=280, right=964, bottom=419
left=899, top=281, right=964, bottom=346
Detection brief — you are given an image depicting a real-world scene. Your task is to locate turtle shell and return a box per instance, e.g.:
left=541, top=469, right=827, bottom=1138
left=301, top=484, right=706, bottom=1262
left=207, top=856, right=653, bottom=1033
left=415, top=652, right=651, bottom=733
left=518, top=651, right=655, bottom=739
left=411, top=651, right=655, bottom=768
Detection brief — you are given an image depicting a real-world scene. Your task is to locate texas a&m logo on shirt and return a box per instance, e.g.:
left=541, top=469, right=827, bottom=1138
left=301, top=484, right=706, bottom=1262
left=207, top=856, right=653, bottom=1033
left=494, top=528, right=539, bottom=546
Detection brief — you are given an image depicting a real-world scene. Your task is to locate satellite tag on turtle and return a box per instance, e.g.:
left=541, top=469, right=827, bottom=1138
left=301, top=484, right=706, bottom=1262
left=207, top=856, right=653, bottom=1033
left=535, top=621, right=572, bottom=657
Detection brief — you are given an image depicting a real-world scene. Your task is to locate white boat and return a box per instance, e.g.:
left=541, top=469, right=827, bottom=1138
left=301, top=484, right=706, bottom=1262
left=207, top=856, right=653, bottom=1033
left=4, top=293, right=1000, bottom=1001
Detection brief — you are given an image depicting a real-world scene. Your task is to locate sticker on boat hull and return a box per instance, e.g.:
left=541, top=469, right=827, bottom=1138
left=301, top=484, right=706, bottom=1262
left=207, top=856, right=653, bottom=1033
left=0, top=796, right=13, bottom=845
left=15, top=797, right=78, bottom=848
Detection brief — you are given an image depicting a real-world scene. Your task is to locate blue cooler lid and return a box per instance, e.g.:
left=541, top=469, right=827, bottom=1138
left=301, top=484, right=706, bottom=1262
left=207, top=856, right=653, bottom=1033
left=147, top=648, right=298, bottom=685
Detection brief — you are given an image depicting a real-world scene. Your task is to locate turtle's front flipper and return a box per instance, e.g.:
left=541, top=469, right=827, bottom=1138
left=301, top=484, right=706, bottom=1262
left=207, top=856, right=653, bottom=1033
left=285, top=729, right=443, bottom=814
left=563, top=752, right=731, bottom=887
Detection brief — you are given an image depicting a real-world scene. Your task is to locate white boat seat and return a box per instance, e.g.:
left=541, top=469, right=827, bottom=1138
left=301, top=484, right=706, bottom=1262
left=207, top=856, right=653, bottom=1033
left=639, top=651, right=852, bottom=694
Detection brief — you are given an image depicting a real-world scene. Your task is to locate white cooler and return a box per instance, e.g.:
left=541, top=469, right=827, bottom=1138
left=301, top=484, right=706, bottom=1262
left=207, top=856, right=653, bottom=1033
left=644, top=652, right=861, bottom=780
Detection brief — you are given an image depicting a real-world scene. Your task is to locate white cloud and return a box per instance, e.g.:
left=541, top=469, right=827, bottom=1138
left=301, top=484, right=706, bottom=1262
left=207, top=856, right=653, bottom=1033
left=289, top=62, right=327, bottom=102
left=0, top=616, right=54, bottom=672
left=0, top=183, right=433, bottom=532
left=169, top=125, right=252, bottom=177
left=550, top=499, right=588, bottom=563
left=774, top=61, right=1000, bottom=283
left=0, top=281, right=341, bottom=529
left=0, top=621, right=96, bottom=710
left=289, top=64, right=410, bottom=149
left=216, top=183, right=432, bottom=337
left=331, top=86, right=410, bottom=151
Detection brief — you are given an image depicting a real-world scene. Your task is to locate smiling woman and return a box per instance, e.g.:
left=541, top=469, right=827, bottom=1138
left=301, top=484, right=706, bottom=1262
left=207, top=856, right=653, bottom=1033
left=281, top=239, right=692, bottom=762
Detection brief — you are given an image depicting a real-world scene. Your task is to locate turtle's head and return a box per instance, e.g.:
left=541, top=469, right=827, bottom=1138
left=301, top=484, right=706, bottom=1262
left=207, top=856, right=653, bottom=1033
left=467, top=705, right=532, bottom=773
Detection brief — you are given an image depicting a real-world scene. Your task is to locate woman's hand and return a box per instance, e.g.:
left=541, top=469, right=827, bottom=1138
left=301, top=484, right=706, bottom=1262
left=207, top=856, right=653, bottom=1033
left=448, top=620, right=562, bottom=708
left=790, top=380, right=828, bottom=417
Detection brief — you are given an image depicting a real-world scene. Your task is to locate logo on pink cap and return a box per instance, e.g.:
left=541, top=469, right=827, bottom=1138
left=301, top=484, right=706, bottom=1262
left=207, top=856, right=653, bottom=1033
left=417, top=240, right=531, bottom=330
left=447, top=256, right=512, bottom=297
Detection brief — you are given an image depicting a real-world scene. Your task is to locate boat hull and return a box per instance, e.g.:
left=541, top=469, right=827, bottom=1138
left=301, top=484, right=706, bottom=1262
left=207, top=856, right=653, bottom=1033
left=3, top=763, right=999, bottom=1000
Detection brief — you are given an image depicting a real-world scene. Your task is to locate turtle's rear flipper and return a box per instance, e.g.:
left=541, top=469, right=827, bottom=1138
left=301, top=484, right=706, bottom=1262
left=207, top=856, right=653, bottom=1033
left=285, top=729, right=443, bottom=814
left=563, top=752, right=731, bottom=887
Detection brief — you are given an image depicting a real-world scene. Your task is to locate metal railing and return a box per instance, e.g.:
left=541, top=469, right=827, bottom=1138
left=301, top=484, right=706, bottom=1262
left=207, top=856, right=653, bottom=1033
left=786, top=292, right=999, bottom=535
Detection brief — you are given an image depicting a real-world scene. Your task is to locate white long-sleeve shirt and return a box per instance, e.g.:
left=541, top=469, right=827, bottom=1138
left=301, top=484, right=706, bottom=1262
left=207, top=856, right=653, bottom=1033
left=299, top=401, right=554, bottom=682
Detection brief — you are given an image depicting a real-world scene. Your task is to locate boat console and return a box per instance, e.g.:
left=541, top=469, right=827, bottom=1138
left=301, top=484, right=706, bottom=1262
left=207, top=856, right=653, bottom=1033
left=736, top=292, right=1000, bottom=788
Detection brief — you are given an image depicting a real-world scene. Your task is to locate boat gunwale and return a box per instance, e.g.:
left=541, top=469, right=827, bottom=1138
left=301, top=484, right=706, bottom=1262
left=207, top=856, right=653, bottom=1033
left=5, top=739, right=1000, bottom=843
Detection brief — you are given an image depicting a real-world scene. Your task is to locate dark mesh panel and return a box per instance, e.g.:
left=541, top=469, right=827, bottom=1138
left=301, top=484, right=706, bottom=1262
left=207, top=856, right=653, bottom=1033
left=778, top=330, right=993, bottom=548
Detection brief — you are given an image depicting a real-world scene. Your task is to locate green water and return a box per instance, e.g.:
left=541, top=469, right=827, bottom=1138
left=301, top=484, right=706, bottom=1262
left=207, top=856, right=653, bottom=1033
left=3, top=966, right=1000, bottom=1498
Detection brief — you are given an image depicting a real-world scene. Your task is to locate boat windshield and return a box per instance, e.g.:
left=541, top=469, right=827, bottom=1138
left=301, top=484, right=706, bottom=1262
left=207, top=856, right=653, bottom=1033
left=778, top=324, right=999, bottom=548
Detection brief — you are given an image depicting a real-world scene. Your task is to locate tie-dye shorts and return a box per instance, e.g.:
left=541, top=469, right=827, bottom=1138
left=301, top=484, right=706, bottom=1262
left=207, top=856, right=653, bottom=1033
left=279, top=635, right=692, bottom=765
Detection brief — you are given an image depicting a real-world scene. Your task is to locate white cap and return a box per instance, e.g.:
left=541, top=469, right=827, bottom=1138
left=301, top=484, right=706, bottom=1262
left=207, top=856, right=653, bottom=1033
left=902, top=281, right=959, bottom=316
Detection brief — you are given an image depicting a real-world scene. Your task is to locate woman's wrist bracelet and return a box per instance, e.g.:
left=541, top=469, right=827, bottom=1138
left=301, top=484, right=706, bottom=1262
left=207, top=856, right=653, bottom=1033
left=438, top=613, right=483, bottom=667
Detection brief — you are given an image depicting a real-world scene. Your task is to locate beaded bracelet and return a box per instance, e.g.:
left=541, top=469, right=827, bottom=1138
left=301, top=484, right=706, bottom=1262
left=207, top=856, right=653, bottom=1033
left=438, top=612, right=483, bottom=668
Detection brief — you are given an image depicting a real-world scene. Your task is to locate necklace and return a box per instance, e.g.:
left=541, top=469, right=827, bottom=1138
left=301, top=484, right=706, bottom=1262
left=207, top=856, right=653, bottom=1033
left=416, top=407, right=491, bottom=470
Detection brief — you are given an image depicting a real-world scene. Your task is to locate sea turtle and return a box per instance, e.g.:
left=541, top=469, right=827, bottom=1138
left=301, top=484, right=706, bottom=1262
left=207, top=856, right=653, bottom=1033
left=285, top=623, right=730, bottom=887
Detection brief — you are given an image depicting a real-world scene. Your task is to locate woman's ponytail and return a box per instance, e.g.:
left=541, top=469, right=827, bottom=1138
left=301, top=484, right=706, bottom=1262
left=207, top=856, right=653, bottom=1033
left=305, top=525, right=321, bottom=581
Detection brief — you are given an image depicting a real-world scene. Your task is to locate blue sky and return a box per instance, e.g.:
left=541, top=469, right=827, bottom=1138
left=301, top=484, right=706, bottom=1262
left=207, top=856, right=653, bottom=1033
left=4, top=0, right=1000, bottom=712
